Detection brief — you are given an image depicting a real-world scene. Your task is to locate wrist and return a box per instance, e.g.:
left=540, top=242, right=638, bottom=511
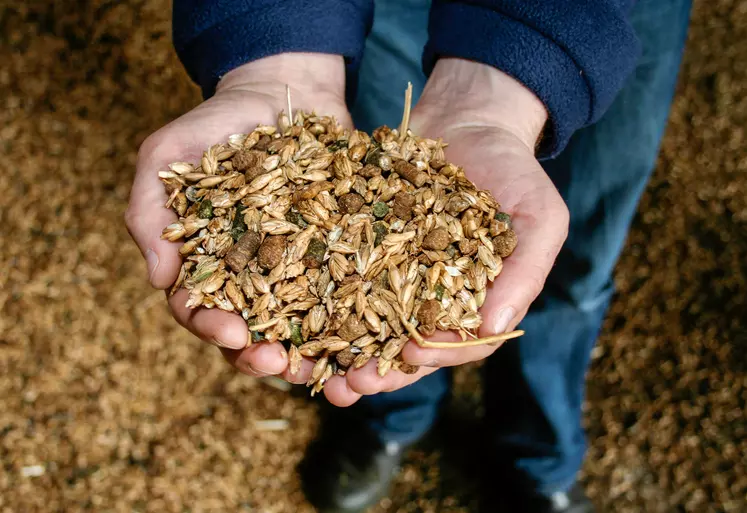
left=215, top=53, right=347, bottom=107
left=416, top=58, right=548, bottom=150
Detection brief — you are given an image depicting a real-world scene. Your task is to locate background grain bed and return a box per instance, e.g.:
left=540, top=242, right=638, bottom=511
left=1, top=1, right=745, bottom=512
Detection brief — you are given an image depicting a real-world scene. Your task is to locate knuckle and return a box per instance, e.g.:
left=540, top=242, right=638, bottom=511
left=123, top=206, right=139, bottom=235
left=527, top=262, right=548, bottom=300
left=137, top=130, right=169, bottom=164
left=558, top=205, right=570, bottom=240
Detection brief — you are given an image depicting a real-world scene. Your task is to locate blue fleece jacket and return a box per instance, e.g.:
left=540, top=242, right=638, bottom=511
left=172, top=0, right=640, bottom=158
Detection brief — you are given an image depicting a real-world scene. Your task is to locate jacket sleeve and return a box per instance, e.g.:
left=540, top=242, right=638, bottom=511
left=424, top=0, right=641, bottom=159
left=172, top=0, right=374, bottom=100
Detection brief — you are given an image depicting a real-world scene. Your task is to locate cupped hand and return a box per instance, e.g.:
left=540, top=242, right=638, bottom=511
left=125, top=53, right=352, bottom=383
left=318, top=58, right=570, bottom=406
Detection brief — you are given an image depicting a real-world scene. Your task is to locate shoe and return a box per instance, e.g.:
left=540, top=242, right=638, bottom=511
left=299, top=425, right=406, bottom=513
left=484, top=482, right=595, bottom=513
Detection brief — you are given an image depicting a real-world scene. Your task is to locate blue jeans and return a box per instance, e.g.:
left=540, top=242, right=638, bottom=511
left=348, top=0, right=692, bottom=496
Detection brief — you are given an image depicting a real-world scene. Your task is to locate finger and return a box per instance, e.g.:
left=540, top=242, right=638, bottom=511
left=124, top=136, right=182, bottom=289
left=322, top=375, right=363, bottom=407
left=168, top=289, right=248, bottom=349
left=169, top=288, right=290, bottom=375
left=345, top=360, right=440, bottom=396
left=125, top=125, right=219, bottom=289
left=219, top=342, right=289, bottom=377
left=479, top=186, right=567, bottom=336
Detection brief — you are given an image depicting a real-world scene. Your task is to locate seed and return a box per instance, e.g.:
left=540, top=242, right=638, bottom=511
left=445, top=193, right=471, bottom=216
left=173, top=193, right=188, bottom=216
left=430, top=159, right=446, bottom=170
left=327, top=140, right=348, bottom=152
left=353, top=352, right=372, bottom=369
left=382, top=336, right=408, bottom=360
left=493, top=229, right=518, bottom=258
left=322, top=338, right=350, bottom=352
left=293, top=181, right=334, bottom=204
left=494, top=211, right=511, bottom=224
left=232, top=149, right=264, bottom=171
left=225, top=230, right=261, bottom=273
left=434, top=283, right=445, bottom=301
left=230, top=205, right=248, bottom=241
left=197, top=199, right=213, bottom=219
left=224, top=281, right=245, bottom=310
left=393, top=160, right=428, bottom=187
left=372, top=126, right=391, bottom=143
left=422, top=227, right=451, bottom=251
left=285, top=210, right=308, bottom=228
left=338, top=192, right=364, bottom=214
left=348, top=143, right=367, bottom=162
left=308, top=304, right=327, bottom=333
left=417, top=299, right=441, bottom=326
left=337, top=314, right=369, bottom=342
left=302, top=238, right=327, bottom=269
left=289, top=322, right=303, bottom=346
left=245, top=166, right=266, bottom=181
left=254, top=134, right=272, bottom=151
left=359, top=164, right=381, bottom=178
left=377, top=357, right=393, bottom=377
left=299, top=340, right=325, bottom=357
left=392, top=191, right=416, bottom=221
left=198, top=175, right=227, bottom=188
left=372, top=221, right=389, bottom=247
left=335, top=347, right=356, bottom=368
left=246, top=318, right=265, bottom=343
left=372, top=202, right=389, bottom=218
left=289, top=345, right=303, bottom=375
left=162, top=223, right=186, bottom=241
left=183, top=217, right=210, bottom=237
left=459, top=238, right=479, bottom=256
left=257, top=235, right=287, bottom=270
left=307, top=354, right=328, bottom=386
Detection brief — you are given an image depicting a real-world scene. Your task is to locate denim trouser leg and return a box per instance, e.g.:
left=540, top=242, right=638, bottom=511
left=350, top=0, right=431, bottom=133
left=348, top=0, right=692, bottom=487
left=485, top=0, right=692, bottom=495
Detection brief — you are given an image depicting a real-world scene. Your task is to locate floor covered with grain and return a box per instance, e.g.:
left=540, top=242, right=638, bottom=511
left=1, top=2, right=745, bottom=512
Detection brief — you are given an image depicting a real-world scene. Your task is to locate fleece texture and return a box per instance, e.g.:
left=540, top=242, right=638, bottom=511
left=172, top=0, right=640, bottom=158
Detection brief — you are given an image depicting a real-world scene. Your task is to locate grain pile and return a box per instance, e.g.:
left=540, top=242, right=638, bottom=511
left=159, top=107, right=519, bottom=392
left=0, top=1, right=744, bottom=513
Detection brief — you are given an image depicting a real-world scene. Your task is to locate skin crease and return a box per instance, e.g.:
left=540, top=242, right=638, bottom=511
left=125, top=54, right=569, bottom=408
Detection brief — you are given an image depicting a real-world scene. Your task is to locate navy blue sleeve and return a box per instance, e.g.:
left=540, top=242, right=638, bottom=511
left=424, top=1, right=641, bottom=159
left=172, top=0, right=373, bottom=100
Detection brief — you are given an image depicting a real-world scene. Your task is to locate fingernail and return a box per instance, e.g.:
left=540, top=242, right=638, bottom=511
left=279, top=348, right=288, bottom=360
left=248, top=363, right=274, bottom=376
left=210, top=337, right=232, bottom=349
left=493, top=307, right=516, bottom=335
left=145, top=249, right=159, bottom=284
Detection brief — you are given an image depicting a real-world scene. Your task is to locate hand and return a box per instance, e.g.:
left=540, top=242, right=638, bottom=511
left=319, top=58, right=570, bottom=406
left=125, top=53, right=352, bottom=382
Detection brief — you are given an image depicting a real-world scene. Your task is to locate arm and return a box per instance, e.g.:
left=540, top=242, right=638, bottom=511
left=172, top=0, right=374, bottom=101
left=423, top=0, right=641, bottom=158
